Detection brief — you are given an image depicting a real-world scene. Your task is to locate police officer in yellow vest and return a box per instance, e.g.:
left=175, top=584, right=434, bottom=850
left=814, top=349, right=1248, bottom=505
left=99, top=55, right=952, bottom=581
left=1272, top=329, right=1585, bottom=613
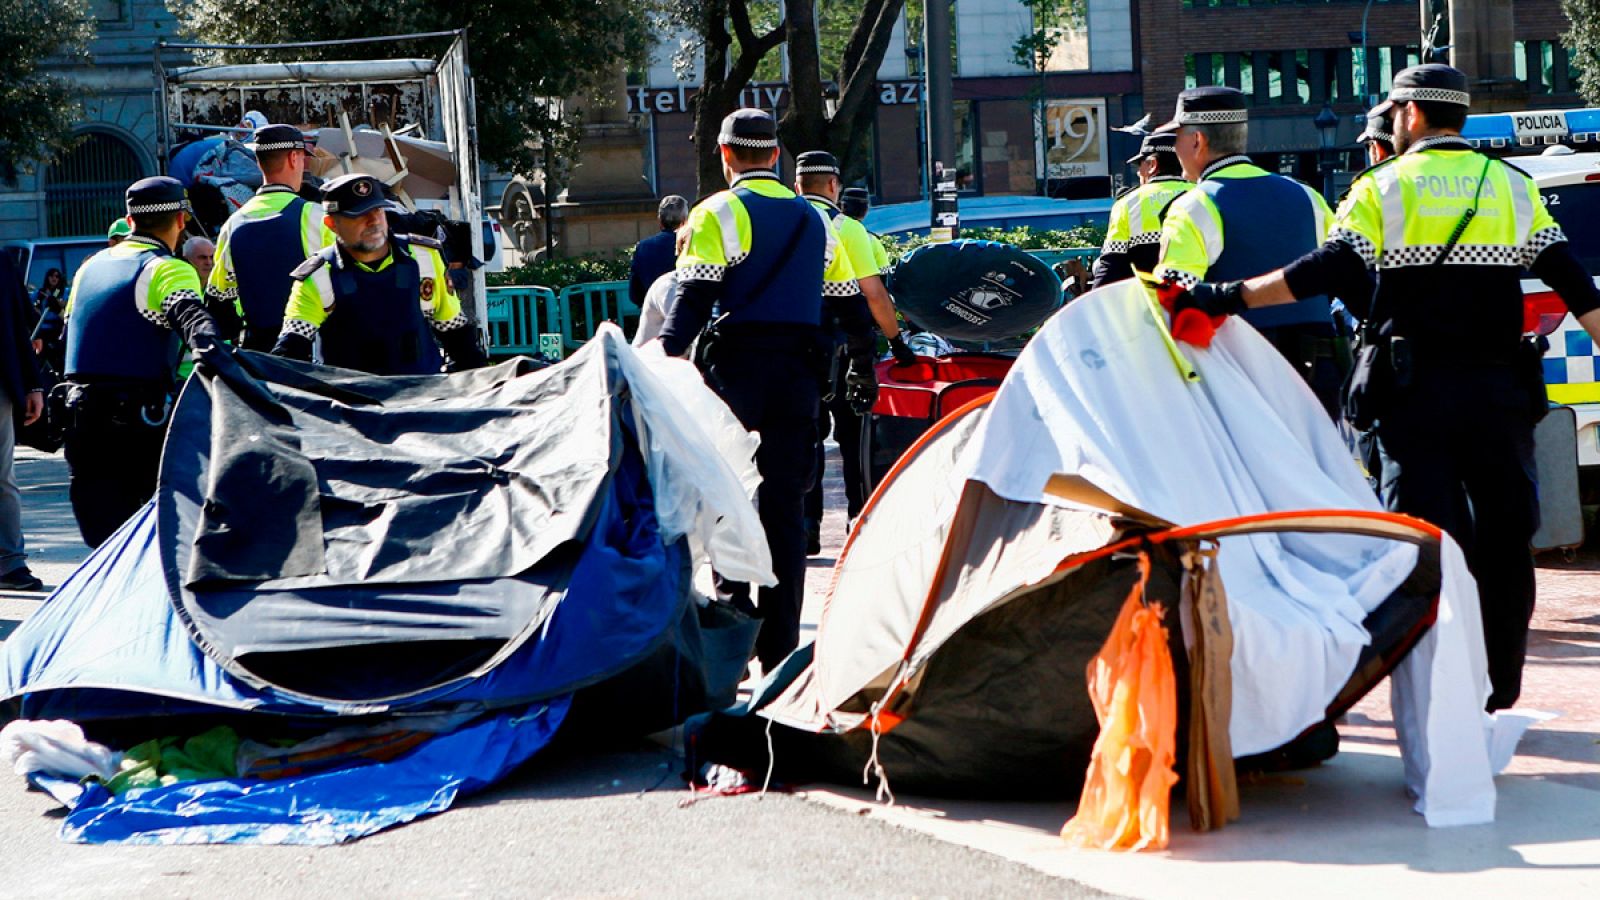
left=795, top=151, right=916, bottom=547
left=658, top=109, right=876, bottom=671
left=1173, top=64, right=1600, bottom=711
left=272, top=173, right=486, bottom=375
left=58, top=176, right=226, bottom=547
left=1155, top=86, right=1345, bottom=414
left=207, top=124, right=330, bottom=351
left=1091, top=132, right=1191, bottom=289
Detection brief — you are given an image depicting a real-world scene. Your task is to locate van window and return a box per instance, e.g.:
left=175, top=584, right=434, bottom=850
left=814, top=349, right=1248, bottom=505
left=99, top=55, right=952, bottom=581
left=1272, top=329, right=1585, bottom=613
left=1540, top=183, right=1600, bottom=273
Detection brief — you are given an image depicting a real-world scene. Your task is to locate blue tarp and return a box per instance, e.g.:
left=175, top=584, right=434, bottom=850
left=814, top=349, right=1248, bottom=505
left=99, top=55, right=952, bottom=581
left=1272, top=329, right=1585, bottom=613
left=37, top=701, right=567, bottom=845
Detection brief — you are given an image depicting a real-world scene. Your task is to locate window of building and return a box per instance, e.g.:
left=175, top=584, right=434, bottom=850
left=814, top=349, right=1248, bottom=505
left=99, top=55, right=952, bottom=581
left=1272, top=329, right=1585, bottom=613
left=904, top=0, right=959, bottom=78
left=1516, top=40, right=1579, bottom=95
left=952, top=100, right=977, bottom=191
left=1184, top=48, right=1374, bottom=105
left=45, top=130, right=147, bottom=238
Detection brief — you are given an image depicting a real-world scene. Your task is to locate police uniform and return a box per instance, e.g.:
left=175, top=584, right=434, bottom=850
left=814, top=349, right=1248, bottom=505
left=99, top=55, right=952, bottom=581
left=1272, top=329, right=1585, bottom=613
left=1155, top=87, right=1346, bottom=414
left=798, top=152, right=880, bottom=530
left=59, top=177, right=224, bottom=547
left=207, top=124, right=330, bottom=351
left=659, top=111, right=875, bottom=670
left=1195, top=65, right=1600, bottom=710
left=1091, top=133, right=1191, bottom=290
left=271, top=174, right=486, bottom=375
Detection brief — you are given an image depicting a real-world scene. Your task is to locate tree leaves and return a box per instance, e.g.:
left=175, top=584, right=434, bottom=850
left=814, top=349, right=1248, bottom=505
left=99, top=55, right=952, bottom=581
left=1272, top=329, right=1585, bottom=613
left=0, top=0, right=92, bottom=181
left=1562, top=0, right=1600, bottom=106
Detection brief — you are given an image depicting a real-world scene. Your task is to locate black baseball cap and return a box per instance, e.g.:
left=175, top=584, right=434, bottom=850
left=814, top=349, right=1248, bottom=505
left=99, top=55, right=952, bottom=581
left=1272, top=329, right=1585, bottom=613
left=1357, top=113, right=1394, bottom=145
left=321, top=173, right=390, bottom=217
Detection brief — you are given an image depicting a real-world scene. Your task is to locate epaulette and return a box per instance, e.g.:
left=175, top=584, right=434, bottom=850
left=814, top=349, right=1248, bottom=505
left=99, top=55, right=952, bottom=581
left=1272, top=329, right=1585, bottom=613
left=1496, top=158, right=1532, bottom=179
left=1350, top=156, right=1398, bottom=182
left=289, top=246, right=337, bottom=280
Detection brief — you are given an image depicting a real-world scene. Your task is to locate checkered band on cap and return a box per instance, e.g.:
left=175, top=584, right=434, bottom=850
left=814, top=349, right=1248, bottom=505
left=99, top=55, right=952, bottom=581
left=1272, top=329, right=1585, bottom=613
left=718, top=133, right=779, bottom=148
left=1390, top=87, right=1470, bottom=106
left=796, top=164, right=839, bottom=175
left=126, top=200, right=186, bottom=215
left=1177, top=108, right=1248, bottom=125
left=248, top=140, right=304, bottom=152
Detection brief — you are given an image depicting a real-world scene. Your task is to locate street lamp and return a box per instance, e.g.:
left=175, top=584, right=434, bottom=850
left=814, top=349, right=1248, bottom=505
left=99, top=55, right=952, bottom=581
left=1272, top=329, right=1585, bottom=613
left=1314, top=102, right=1340, bottom=205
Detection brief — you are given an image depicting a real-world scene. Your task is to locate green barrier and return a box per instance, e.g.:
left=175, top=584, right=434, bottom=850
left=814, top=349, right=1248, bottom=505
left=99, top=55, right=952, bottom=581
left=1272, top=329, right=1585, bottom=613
left=559, top=281, right=638, bottom=351
left=484, top=286, right=561, bottom=358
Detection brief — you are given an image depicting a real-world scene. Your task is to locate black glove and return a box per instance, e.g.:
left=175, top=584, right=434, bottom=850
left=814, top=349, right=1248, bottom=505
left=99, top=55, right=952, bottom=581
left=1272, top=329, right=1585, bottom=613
left=888, top=333, right=917, bottom=367
left=844, top=357, right=878, bottom=415
left=1176, top=280, right=1246, bottom=318
left=272, top=329, right=315, bottom=362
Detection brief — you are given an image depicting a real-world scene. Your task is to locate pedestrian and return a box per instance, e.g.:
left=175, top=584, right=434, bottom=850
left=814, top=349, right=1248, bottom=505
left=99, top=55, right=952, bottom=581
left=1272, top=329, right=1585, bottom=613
left=207, top=124, right=330, bottom=351
left=794, top=152, right=915, bottom=551
left=630, top=196, right=689, bottom=310
left=106, top=218, right=131, bottom=247
left=30, top=268, right=66, bottom=325
left=1154, top=86, right=1347, bottom=416
left=657, top=109, right=877, bottom=672
left=0, top=253, right=46, bottom=590
left=182, top=236, right=215, bottom=287
left=57, top=176, right=226, bottom=548
left=1091, top=132, right=1191, bottom=290
left=272, top=173, right=487, bottom=375
left=1174, top=64, right=1600, bottom=711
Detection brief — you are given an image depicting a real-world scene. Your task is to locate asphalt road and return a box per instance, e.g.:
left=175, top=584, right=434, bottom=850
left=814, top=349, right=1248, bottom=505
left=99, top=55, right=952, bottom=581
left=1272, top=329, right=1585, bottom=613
left=0, top=446, right=1114, bottom=900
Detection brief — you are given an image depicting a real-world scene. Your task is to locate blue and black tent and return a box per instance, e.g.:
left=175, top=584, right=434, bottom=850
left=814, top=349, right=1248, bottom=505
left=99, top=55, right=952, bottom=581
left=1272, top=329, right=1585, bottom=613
left=0, top=329, right=763, bottom=844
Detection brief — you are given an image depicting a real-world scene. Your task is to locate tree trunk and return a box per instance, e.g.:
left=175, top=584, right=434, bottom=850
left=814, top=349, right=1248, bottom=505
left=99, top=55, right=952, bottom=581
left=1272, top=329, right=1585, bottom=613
left=778, top=0, right=828, bottom=153
left=691, top=0, right=786, bottom=197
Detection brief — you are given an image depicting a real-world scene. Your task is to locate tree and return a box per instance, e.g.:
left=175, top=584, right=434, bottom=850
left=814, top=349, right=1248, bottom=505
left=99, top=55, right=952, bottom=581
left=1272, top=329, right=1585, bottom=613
left=666, top=0, right=908, bottom=195
left=0, top=0, right=92, bottom=183
left=1564, top=0, right=1600, bottom=106
left=168, top=0, right=651, bottom=176
left=779, top=0, right=907, bottom=187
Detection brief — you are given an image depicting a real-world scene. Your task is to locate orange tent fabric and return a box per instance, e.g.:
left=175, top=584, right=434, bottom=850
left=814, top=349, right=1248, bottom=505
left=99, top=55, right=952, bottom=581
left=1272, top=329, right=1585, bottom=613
left=1061, top=555, right=1180, bottom=851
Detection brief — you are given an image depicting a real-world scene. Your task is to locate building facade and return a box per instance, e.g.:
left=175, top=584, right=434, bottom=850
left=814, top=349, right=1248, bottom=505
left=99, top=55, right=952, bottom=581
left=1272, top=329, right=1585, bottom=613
left=0, top=0, right=188, bottom=242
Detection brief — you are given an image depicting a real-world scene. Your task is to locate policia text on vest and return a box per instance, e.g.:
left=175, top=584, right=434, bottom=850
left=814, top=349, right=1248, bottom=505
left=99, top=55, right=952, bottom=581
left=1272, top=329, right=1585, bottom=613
left=1176, top=65, right=1600, bottom=713
left=656, top=109, right=878, bottom=673
left=56, top=176, right=227, bottom=548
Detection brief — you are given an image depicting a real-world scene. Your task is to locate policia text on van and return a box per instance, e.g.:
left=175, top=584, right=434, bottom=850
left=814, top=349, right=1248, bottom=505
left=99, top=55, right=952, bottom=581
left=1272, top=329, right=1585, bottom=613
left=1169, top=65, right=1600, bottom=713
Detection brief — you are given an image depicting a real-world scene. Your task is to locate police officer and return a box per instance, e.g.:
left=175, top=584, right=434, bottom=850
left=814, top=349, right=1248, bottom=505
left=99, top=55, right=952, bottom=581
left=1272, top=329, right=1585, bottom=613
left=271, top=173, right=486, bottom=375
left=1357, top=113, right=1396, bottom=169
left=58, top=177, right=225, bottom=547
left=1154, top=86, right=1345, bottom=415
left=658, top=110, right=876, bottom=671
left=1091, top=132, right=1191, bottom=290
left=206, top=124, right=330, bottom=351
left=840, top=187, right=891, bottom=274
left=795, top=151, right=915, bottom=549
left=1177, top=64, right=1600, bottom=711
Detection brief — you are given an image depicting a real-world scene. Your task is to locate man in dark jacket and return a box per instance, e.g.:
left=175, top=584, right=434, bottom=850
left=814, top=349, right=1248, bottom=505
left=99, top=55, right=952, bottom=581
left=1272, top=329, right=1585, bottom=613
left=629, top=195, right=689, bottom=309
left=0, top=253, right=45, bottom=590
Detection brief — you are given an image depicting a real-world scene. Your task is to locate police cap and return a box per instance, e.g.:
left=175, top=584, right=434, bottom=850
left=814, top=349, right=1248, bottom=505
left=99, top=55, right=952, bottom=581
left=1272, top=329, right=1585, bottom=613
left=841, top=186, right=870, bottom=219
left=245, top=123, right=309, bottom=153
left=125, top=176, right=189, bottom=217
left=1126, top=131, right=1179, bottom=164
left=1370, top=64, right=1471, bottom=117
left=718, top=108, right=779, bottom=149
left=795, top=150, right=841, bottom=176
left=1357, top=113, right=1394, bottom=146
left=1154, top=86, right=1248, bottom=134
left=322, top=173, right=390, bottom=217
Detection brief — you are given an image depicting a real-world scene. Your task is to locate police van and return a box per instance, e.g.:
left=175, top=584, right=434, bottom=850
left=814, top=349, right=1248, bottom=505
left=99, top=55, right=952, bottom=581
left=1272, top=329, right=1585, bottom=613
left=1463, top=110, right=1600, bottom=495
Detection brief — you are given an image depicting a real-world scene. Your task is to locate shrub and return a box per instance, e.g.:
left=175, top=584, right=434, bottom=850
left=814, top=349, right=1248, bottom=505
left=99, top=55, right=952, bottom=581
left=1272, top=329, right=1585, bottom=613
left=488, top=250, right=633, bottom=290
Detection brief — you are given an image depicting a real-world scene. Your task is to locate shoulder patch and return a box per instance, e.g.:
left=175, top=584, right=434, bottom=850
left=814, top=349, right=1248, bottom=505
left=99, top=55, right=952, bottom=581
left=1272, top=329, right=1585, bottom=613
left=290, top=249, right=334, bottom=281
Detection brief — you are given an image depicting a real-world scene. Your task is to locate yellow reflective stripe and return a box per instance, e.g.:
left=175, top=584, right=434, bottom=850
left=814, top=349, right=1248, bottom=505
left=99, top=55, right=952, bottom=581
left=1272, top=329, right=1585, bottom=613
left=208, top=220, right=237, bottom=295
left=412, top=245, right=462, bottom=323
left=1155, top=189, right=1221, bottom=284
left=712, top=196, right=745, bottom=265
left=1103, top=195, right=1132, bottom=247
left=285, top=263, right=333, bottom=327
left=303, top=201, right=331, bottom=256
left=1549, top=383, right=1600, bottom=404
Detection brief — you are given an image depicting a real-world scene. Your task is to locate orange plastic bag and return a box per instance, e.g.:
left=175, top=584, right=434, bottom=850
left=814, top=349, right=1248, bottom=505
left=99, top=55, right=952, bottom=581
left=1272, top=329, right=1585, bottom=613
left=1061, top=556, right=1180, bottom=851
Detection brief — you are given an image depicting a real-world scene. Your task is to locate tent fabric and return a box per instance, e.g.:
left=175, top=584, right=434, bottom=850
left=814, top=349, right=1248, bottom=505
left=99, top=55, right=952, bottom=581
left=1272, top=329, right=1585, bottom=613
left=1, top=327, right=767, bottom=721
left=702, top=279, right=1496, bottom=826
left=36, top=700, right=567, bottom=846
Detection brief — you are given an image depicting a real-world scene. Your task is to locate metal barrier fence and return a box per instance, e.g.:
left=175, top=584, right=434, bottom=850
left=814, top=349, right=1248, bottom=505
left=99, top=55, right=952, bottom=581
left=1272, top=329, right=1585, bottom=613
left=485, top=249, right=1099, bottom=358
